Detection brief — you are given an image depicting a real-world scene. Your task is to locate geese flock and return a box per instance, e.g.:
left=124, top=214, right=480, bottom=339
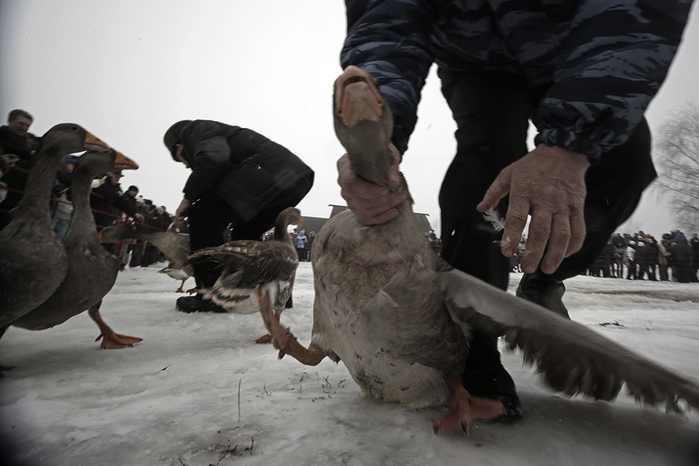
left=0, top=125, right=143, bottom=370
left=1, top=109, right=698, bottom=438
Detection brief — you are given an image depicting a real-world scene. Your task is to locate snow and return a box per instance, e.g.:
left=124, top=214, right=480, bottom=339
left=1, top=263, right=698, bottom=466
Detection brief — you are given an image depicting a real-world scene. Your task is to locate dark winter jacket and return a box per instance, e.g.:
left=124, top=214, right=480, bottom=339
left=341, top=0, right=692, bottom=162
left=0, top=125, right=38, bottom=159
left=90, top=180, right=140, bottom=227
left=177, top=120, right=314, bottom=221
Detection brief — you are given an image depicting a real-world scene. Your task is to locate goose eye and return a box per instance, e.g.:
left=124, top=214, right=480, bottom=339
left=70, top=125, right=80, bottom=132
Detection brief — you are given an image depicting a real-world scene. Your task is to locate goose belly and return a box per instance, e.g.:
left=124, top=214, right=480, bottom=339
left=309, top=214, right=463, bottom=408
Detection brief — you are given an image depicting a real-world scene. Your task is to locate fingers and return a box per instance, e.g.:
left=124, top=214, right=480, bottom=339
left=478, top=146, right=589, bottom=275
left=476, top=168, right=511, bottom=214
left=337, top=151, right=407, bottom=225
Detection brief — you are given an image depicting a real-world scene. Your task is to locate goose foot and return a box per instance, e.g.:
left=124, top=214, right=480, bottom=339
left=95, top=332, right=143, bottom=349
left=257, top=288, right=292, bottom=357
left=433, top=379, right=505, bottom=435
left=257, top=288, right=325, bottom=365
left=254, top=334, right=273, bottom=344
left=89, top=308, right=142, bottom=349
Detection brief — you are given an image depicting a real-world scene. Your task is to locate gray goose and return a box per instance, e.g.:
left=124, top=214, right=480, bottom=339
left=99, top=226, right=193, bottom=292
left=0, top=124, right=108, bottom=328
left=258, top=66, right=699, bottom=433
left=10, top=149, right=142, bottom=349
left=186, top=207, right=301, bottom=318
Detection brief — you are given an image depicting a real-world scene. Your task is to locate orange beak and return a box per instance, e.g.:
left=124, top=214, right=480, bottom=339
left=83, top=131, right=110, bottom=151
left=113, top=151, right=139, bottom=171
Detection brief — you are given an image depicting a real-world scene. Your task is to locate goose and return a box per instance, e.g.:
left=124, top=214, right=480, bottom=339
left=0, top=124, right=109, bottom=327
left=186, top=207, right=301, bottom=319
left=258, top=66, right=699, bottom=433
left=10, top=149, right=142, bottom=349
left=99, top=226, right=193, bottom=292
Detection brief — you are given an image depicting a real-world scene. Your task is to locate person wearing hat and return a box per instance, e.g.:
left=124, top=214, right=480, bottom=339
left=90, top=169, right=144, bottom=236
left=163, top=119, right=314, bottom=313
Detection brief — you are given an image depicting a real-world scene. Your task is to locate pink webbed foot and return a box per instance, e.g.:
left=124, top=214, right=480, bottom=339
left=96, top=332, right=143, bottom=349
left=254, top=334, right=273, bottom=344
left=433, top=381, right=506, bottom=435
left=256, top=288, right=292, bottom=357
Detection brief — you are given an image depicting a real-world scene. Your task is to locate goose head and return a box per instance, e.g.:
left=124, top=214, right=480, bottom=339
left=333, top=66, right=394, bottom=186
left=275, top=207, right=302, bottom=241
left=39, top=123, right=110, bottom=154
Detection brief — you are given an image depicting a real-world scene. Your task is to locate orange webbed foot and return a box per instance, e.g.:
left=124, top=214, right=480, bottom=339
left=95, top=332, right=143, bottom=349
left=433, top=381, right=506, bottom=435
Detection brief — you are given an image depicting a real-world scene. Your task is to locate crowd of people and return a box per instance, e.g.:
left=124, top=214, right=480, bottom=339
left=0, top=109, right=176, bottom=271
left=588, top=230, right=699, bottom=283
left=506, top=229, right=699, bottom=284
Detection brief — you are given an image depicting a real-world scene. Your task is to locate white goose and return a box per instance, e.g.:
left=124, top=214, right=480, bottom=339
left=258, top=66, right=699, bottom=433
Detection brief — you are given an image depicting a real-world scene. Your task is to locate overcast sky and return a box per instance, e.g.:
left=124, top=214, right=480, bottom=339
left=1, top=0, right=698, bottom=238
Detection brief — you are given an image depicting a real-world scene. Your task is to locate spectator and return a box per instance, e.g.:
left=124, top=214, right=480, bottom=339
left=691, top=234, right=699, bottom=282
left=91, top=171, right=143, bottom=229
left=294, top=229, right=308, bottom=261
left=0, top=109, right=40, bottom=229
left=51, top=154, right=78, bottom=240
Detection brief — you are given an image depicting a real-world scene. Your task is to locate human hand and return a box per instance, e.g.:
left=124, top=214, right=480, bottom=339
left=337, top=143, right=407, bottom=225
left=174, top=198, right=192, bottom=230
left=476, top=144, right=590, bottom=275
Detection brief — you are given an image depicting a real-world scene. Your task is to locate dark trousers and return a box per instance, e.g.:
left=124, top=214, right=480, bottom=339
left=188, top=187, right=307, bottom=289
left=437, top=69, right=657, bottom=289
left=437, top=69, right=657, bottom=392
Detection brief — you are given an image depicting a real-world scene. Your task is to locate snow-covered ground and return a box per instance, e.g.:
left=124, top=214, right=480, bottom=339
left=1, top=263, right=698, bottom=466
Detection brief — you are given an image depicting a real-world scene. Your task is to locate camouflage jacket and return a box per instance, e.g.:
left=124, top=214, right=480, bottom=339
left=341, top=0, right=693, bottom=162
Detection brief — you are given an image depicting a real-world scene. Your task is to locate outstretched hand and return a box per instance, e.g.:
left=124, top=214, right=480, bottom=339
left=477, top=144, right=590, bottom=275
left=337, top=143, right=407, bottom=225
left=174, top=197, right=192, bottom=230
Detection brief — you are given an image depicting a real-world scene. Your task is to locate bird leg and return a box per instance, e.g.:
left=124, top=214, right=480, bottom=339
left=433, top=377, right=506, bottom=435
left=88, top=302, right=143, bottom=349
left=176, top=279, right=186, bottom=293
left=257, top=288, right=325, bottom=365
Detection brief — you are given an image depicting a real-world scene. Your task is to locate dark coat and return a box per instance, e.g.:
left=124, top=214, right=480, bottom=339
left=90, top=180, right=139, bottom=227
left=341, top=0, right=692, bottom=161
left=178, top=120, right=314, bottom=221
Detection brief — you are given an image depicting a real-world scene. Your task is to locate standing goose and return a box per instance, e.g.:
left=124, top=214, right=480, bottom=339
left=10, top=149, right=143, bottom=349
left=186, top=207, right=301, bottom=318
left=99, top=226, right=193, bottom=292
left=259, top=66, right=699, bottom=433
left=0, top=124, right=109, bottom=327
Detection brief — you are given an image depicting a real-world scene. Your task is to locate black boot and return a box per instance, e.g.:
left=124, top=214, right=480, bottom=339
left=516, top=271, right=570, bottom=319
left=462, top=332, right=523, bottom=419
left=176, top=295, right=227, bottom=313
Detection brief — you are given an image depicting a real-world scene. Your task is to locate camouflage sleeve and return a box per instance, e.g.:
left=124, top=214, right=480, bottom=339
left=341, top=0, right=437, bottom=154
left=534, top=1, right=693, bottom=163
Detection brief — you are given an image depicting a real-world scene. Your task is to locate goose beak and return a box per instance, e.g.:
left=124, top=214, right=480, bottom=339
left=334, top=65, right=385, bottom=126
left=113, top=151, right=139, bottom=170
left=83, top=131, right=110, bottom=151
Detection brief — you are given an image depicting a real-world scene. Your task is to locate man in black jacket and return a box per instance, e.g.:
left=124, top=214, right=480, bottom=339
left=163, top=119, right=314, bottom=313
left=0, top=109, right=40, bottom=229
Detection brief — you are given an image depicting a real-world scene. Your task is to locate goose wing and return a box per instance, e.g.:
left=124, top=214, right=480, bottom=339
left=438, top=265, right=699, bottom=412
